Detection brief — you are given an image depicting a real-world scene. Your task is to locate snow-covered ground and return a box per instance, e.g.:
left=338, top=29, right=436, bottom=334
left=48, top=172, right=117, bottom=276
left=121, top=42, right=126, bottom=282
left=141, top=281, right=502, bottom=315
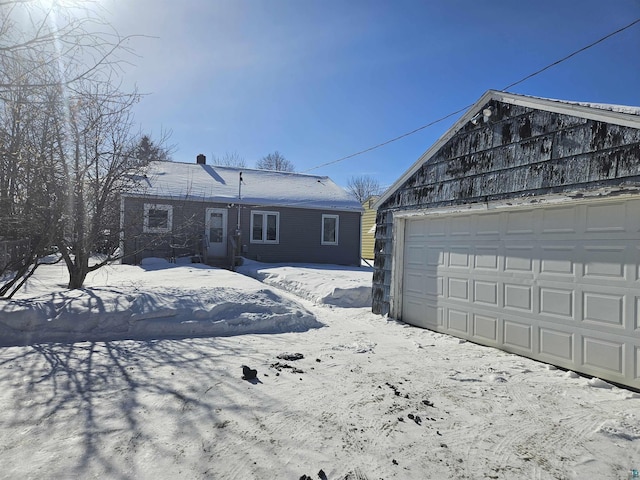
left=0, top=259, right=639, bottom=479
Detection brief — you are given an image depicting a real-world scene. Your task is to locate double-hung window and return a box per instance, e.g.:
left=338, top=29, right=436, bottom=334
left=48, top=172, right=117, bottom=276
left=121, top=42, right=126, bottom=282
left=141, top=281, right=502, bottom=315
left=321, top=214, right=339, bottom=245
left=143, top=204, right=173, bottom=233
left=251, top=211, right=279, bottom=243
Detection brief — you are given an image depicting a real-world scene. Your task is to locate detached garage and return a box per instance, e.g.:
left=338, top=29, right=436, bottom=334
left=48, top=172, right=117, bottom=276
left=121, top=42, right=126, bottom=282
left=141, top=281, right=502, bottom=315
left=372, top=90, right=640, bottom=389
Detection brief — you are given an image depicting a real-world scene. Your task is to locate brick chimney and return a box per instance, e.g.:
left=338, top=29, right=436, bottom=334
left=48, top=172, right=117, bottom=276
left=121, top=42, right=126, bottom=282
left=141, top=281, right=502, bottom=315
left=196, top=154, right=206, bottom=165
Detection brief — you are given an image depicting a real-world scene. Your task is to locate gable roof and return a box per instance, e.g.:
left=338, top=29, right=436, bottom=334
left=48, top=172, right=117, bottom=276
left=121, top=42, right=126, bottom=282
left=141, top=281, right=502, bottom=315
left=374, top=89, right=640, bottom=209
left=127, top=161, right=363, bottom=212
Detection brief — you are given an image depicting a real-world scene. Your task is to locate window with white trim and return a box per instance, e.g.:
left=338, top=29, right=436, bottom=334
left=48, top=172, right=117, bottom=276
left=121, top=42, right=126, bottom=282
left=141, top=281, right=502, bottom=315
left=251, top=211, right=279, bottom=243
left=321, top=214, right=339, bottom=245
left=143, top=204, right=173, bottom=233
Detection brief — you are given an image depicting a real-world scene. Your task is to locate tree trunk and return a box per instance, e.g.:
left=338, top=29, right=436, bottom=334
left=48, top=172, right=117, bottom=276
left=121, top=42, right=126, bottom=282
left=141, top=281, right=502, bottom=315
left=67, top=259, right=89, bottom=289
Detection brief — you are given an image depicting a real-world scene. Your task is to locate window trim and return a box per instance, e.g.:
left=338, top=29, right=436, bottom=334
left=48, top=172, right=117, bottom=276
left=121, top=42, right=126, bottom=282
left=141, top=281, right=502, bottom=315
left=250, top=210, right=280, bottom=244
left=321, top=214, right=339, bottom=245
left=143, top=203, right=173, bottom=233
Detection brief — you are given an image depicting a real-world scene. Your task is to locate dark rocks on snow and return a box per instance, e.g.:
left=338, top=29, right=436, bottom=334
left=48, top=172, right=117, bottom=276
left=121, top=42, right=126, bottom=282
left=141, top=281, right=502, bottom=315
left=277, top=352, right=304, bottom=361
left=242, top=365, right=257, bottom=380
left=299, top=471, right=327, bottom=480
left=271, top=362, right=303, bottom=374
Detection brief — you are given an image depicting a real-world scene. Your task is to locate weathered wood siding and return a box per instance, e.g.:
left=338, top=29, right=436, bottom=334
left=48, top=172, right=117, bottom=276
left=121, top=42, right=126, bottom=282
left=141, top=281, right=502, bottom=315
left=121, top=197, right=361, bottom=266
left=372, top=100, right=640, bottom=315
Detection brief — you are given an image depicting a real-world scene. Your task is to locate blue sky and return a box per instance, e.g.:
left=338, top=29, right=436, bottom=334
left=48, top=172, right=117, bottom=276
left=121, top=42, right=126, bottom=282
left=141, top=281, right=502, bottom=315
left=106, top=0, right=640, bottom=189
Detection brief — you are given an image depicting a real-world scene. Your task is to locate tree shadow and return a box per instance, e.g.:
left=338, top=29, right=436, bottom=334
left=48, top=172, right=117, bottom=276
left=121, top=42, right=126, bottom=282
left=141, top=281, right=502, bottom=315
left=0, top=337, right=281, bottom=478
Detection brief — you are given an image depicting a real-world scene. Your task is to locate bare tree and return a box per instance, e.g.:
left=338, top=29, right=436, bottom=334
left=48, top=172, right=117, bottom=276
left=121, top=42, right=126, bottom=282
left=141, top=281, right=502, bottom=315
left=54, top=82, right=165, bottom=289
left=212, top=151, right=246, bottom=168
left=347, top=175, right=382, bottom=203
left=0, top=1, right=138, bottom=97
left=255, top=151, right=295, bottom=172
left=0, top=1, right=158, bottom=294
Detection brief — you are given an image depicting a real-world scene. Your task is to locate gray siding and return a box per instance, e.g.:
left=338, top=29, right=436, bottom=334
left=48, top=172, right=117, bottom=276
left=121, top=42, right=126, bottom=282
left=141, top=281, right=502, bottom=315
left=121, top=197, right=361, bottom=266
left=121, top=197, right=209, bottom=265
left=372, top=99, right=640, bottom=315
left=241, top=207, right=361, bottom=265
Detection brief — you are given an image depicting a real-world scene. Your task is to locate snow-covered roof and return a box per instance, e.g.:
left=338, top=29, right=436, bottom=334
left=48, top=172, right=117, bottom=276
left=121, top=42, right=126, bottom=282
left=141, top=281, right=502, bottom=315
left=127, top=161, right=363, bottom=212
left=374, top=89, right=640, bottom=209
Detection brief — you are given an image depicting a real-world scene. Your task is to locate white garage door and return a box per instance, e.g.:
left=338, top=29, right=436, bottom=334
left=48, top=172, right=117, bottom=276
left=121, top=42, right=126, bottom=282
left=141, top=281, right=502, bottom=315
left=401, top=198, right=640, bottom=389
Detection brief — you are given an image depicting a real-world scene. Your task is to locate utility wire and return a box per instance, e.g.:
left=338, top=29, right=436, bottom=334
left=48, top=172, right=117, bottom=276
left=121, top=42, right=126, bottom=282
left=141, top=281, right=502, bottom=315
left=302, top=17, right=640, bottom=174
left=302, top=106, right=472, bottom=173
left=502, top=17, right=640, bottom=91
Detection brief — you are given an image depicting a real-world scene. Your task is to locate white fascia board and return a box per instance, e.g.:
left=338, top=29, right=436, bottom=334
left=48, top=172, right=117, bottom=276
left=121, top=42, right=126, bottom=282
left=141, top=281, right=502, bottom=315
left=497, top=92, right=640, bottom=130
left=392, top=187, right=640, bottom=219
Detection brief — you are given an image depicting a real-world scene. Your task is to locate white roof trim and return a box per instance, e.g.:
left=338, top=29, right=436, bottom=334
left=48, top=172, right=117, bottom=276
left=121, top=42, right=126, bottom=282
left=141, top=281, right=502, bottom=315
left=392, top=187, right=640, bottom=219
left=374, top=89, right=640, bottom=209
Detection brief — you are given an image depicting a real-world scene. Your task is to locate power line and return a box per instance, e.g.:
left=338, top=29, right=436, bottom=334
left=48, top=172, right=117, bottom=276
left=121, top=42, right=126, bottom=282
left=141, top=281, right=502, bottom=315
left=502, top=17, right=640, bottom=91
left=302, top=106, right=472, bottom=173
left=302, top=17, right=640, bottom=174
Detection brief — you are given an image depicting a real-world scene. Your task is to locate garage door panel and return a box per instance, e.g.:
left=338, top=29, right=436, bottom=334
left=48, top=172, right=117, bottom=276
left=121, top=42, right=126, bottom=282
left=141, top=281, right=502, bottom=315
left=448, top=277, right=469, bottom=301
left=450, top=216, right=471, bottom=236
left=582, top=291, right=624, bottom=327
left=540, top=245, right=575, bottom=275
left=506, top=210, right=534, bottom=234
left=586, top=203, right=626, bottom=232
left=406, top=218, right=427, bottom=237
left=542, top=206, right=577, bottom=234
left=473, top=314, right=498, bottom=342
left=475, top=248, right=499, bottom=270
left=504, top=247, right=535, bottom=273
left=504, top=283, right=533, bottom=312
left=405, top=244, right=426, bottom=267
left=583, top=246, right=627, bottom=279
left=503, top=320, right=532, bottom=351
left=474, top=280, right=498, bottom=306
left=426, top=217, right=446, bottom=236
left=540, top=287, right=574, bottom=319
left=448, top=309, right=469, bottom=334
left=423, top=273, right=442, bottom=297
left=448, top=247, right=470, bottom=268
left=401, top=198, right=640, bottom=389
left=426, top=247, right=445, bottom=267
left=404, top=271, right=425, bottom=296
left=582, top=336, right=624, bottom=375
left=540, top=327, right=574, bottom=361
left=476, top=213, right=501, bottom=235
left=403, top=299, right=441, bottom=329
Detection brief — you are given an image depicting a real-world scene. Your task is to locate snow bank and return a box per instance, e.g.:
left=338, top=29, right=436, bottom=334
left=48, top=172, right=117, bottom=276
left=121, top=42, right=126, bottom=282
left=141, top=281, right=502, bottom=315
left=0, top=259, right=322, bottom=346
left=236, top=259, right=373, bottom=308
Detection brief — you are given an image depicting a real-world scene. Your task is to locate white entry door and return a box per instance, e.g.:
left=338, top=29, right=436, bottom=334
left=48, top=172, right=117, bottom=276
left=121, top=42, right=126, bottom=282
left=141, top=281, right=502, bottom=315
left=205, top=208, right=227, bottom=257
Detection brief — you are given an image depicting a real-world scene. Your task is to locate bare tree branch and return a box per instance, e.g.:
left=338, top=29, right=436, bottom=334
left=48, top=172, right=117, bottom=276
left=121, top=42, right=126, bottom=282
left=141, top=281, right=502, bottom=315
left=346, top=175, right=381, bottom=203
left=255, top=151, right=295, bottom=172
